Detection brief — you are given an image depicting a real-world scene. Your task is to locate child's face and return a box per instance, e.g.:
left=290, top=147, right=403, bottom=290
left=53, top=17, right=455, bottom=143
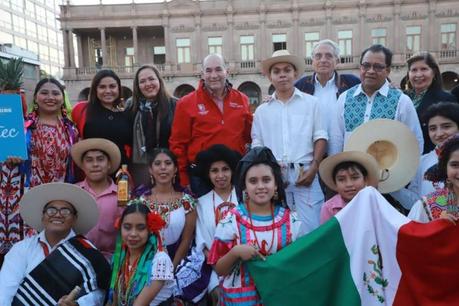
left=121, top=212, right=149, bottom=253
left=334, top=168, right=367, bottom=202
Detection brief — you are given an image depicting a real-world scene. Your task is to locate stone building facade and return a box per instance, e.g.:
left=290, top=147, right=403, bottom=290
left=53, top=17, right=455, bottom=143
left=60, top=0, right=459, bottom=107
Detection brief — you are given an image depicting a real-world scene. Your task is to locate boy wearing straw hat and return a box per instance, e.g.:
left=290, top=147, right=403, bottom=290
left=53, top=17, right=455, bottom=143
left=251, top=50, right=328, bottom=234
left=0, top=183, right=110, bottom=306
left=71, top=138, right=123, bottom=260
left=318, top=151, right=379, bottom=223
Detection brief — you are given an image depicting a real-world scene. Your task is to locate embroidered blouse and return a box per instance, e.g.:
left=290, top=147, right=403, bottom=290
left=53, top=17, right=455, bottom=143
left=208, top=204, right=302, bottom=305
left=408, top=188, right=458, bottom=223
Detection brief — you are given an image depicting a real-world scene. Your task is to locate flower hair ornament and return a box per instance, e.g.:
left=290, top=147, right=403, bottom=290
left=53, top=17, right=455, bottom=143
left=109, top=198, right=167, bottom=304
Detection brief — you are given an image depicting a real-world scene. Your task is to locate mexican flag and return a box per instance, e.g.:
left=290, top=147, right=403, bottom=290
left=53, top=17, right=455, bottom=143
left=248, top=187, right=459, bottom=306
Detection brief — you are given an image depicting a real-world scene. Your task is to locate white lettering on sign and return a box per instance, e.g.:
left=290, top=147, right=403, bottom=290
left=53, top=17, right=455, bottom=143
left=0, top=125, right=19, bottom=138
left=0, top=108, right=12, bottom=113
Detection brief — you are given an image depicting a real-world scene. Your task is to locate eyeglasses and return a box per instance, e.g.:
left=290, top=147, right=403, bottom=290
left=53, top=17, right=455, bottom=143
left=360, top=62, right=387, bottom=72
left=43, top=207, right=75, bottom=217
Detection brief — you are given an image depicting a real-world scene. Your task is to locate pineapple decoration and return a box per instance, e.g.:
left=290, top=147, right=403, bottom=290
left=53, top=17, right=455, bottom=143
left=0, top=57, right=28, bottom=116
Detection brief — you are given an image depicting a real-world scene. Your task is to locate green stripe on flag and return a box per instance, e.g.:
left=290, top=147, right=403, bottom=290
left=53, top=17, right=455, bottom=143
left=247, top=217, right=361, bottom=306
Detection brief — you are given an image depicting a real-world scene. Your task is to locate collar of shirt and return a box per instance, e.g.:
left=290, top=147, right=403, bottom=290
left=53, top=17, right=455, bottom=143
left=314, top=72, right=336, bottom=89
left=37, top=229, right=76, bottom=253
left=329, top=194, right=347, bottom=210
left=79, top=178, right=117, bottom=198
left=354, top=79, right=390, bottom=98
left=269, top=87, right=303, bottom=104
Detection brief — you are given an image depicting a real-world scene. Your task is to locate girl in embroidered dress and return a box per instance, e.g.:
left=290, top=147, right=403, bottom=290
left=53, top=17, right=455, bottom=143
left=194, top=144, right=241, bottom=304
left=409, top=133, right=459, bottom=223
left=208, top=147, right=304, bottom=305
left=0, top=78, right=78, bottom=266
left=395, top=102, right=459, bottom=210
left=109, top=203, right=175, bottom=305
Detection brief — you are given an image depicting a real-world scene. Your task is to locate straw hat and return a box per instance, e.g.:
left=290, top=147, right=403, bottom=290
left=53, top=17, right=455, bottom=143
left=71, top=138, right=121, bottom=174
left=261, top=50, right=306, bottom=76
left=344, top=119, right=420, bottom=193
left=319, top=151, right=380, bottom=192
left=20, top=182, right=99, bottom=233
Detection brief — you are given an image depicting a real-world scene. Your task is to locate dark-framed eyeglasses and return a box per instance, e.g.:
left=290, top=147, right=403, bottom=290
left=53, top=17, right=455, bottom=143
left=42, top=207, right=75, bottom=217
left=360, top=62, right=387, bottom=72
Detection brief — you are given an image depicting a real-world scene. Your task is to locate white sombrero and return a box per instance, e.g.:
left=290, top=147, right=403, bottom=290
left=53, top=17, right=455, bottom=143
left=344, top=119, right=420, bottom=193
left=319, top=151, right=380, bottom=192
left=261, top=50, right=306, bottom=76
left=71, top=138, right=121, bottom=174
left=20, top=182, right=99, bottom=233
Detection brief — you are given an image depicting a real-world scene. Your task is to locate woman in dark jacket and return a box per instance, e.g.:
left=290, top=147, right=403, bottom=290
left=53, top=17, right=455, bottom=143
left=127, top=64, right=177, bottom=186
left=405, top=52, right=457, bottom=153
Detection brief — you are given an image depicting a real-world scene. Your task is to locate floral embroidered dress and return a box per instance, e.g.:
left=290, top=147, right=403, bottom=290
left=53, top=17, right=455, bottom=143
left=0, top=113, right=78, bottom=255
left=133, top=191, right=196, bottom=256
left=408, top=188, right=458, bottom=223
left=208, top=204, right=303, bottom=305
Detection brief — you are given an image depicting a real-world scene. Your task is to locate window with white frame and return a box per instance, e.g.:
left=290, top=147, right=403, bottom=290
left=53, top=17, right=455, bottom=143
left=208, top=36, right=223, bottom=55
left=272, top=34, right=287, bottom=51
left=153, top=46, right=166, bottom=64
left=371, top=28, right=386, bottom=46
left=176, top=38, right=191, bottom=64
left=441, top=23, right=456, bottom=50
left=240, top=35, right=255, bottom=61
left=338, top=30, right=352, bottom=56
left=305, top=32, right=320, bottom=58
left=406, top=26, right=421, bottom=53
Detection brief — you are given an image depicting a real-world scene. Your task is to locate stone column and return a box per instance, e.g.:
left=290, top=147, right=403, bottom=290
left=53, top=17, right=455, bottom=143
left=291, top=1, right=299, bottom=55
left=393, top=3, right=401, bottom=55
left=258, top=4, right=267, bottom=60
left=194, top=14, right=202, bottom=64
left=325, top=1, right=333, bottom=39
left=132, top=26, right=138, bottom=65
left=100, top=27, right=107, bottom=66
left=62, top=29, right=70, bottom=67
left=77, top=34, right=83, bottom=68
left=358, top=4, right=367, bottom=56
left=428, top=0, right=437, bottom=51
left=68, top=29, right=75, bottom=68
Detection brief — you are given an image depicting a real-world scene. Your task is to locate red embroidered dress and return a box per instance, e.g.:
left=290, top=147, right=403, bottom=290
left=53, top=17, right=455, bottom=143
left=208, top=205, right=302, bottom=306
left=421, top=188, right=459, bottom=221
left=0, top=115, right=78, bottom=255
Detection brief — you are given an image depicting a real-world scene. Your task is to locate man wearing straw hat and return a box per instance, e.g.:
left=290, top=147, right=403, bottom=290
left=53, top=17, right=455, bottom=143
left=0, top=183, right=110, bottom=306
left=71, top=138, right=123, bottom=260
left=251, top=50, right=328, bottom=233
left=329, top=44, right=423, bottom=155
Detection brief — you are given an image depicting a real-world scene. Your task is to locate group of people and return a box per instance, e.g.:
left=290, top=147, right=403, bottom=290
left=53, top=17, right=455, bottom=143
left=1, top=38, right=459, bottom=305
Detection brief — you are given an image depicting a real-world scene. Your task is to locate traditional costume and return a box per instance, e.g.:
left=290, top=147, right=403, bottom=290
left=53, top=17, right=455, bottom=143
left=0, top=182, right=110, bottom=306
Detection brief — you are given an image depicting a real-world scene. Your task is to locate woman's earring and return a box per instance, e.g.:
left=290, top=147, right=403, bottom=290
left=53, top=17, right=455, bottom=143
left=243, top=191, right=249, bottom=202
left=173, top=174, right=176, bottom=185
left=33, top=101, right=38, bottom=111
left=446, top=178, right=453, bottom=190
left=273, top=191, right=279, bottom=201
left=150, top=174, right=155, bottom=186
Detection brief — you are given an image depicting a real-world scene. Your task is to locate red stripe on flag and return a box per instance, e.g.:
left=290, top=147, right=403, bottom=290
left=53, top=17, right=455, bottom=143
left=394, top=219, right=459, bottom=306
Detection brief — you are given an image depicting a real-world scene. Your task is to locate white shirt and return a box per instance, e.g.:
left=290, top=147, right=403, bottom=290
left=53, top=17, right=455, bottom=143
left=392, top=149, right=442, bottom=209
left=329, top=80, right=424, bottom=156
left=314, top=74, right=340, bottom=155
left=251, top=88, right=328, bottom=164
left=0, top=231, right=105, bottom=306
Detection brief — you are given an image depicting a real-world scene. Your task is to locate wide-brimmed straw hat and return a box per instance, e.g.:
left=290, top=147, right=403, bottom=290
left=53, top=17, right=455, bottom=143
left=319, top=151, right=380, bottom=192
left=71, top=138, right=121, bottom=174
left=261, top=50, right=306, bottom=76
left=20, top=182, right=99, bottom=233
left=344, top=119, right=420, bottom=193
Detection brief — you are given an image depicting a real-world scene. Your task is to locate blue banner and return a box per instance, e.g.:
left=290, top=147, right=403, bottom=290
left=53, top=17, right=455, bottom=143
left=0, top=94, right=27, bottom=162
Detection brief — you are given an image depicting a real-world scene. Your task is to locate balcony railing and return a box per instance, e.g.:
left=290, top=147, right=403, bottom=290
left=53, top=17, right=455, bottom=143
left=240, top=61, right=256, bottom=69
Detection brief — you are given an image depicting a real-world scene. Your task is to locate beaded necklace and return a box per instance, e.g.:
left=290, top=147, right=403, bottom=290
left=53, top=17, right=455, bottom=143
left=212, top=190, right=235, bottom=225
left=117, top=251, right=140, bottom=306
left=245, top=201, right=275, bottom=256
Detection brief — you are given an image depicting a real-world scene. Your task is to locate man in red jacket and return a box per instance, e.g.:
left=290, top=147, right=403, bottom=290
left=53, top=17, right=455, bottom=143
left=170, top=54, right=252, bottom=195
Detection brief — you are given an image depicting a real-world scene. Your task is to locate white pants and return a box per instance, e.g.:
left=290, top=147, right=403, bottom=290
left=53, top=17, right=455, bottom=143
left=285, top=174, right=324, bottom=235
